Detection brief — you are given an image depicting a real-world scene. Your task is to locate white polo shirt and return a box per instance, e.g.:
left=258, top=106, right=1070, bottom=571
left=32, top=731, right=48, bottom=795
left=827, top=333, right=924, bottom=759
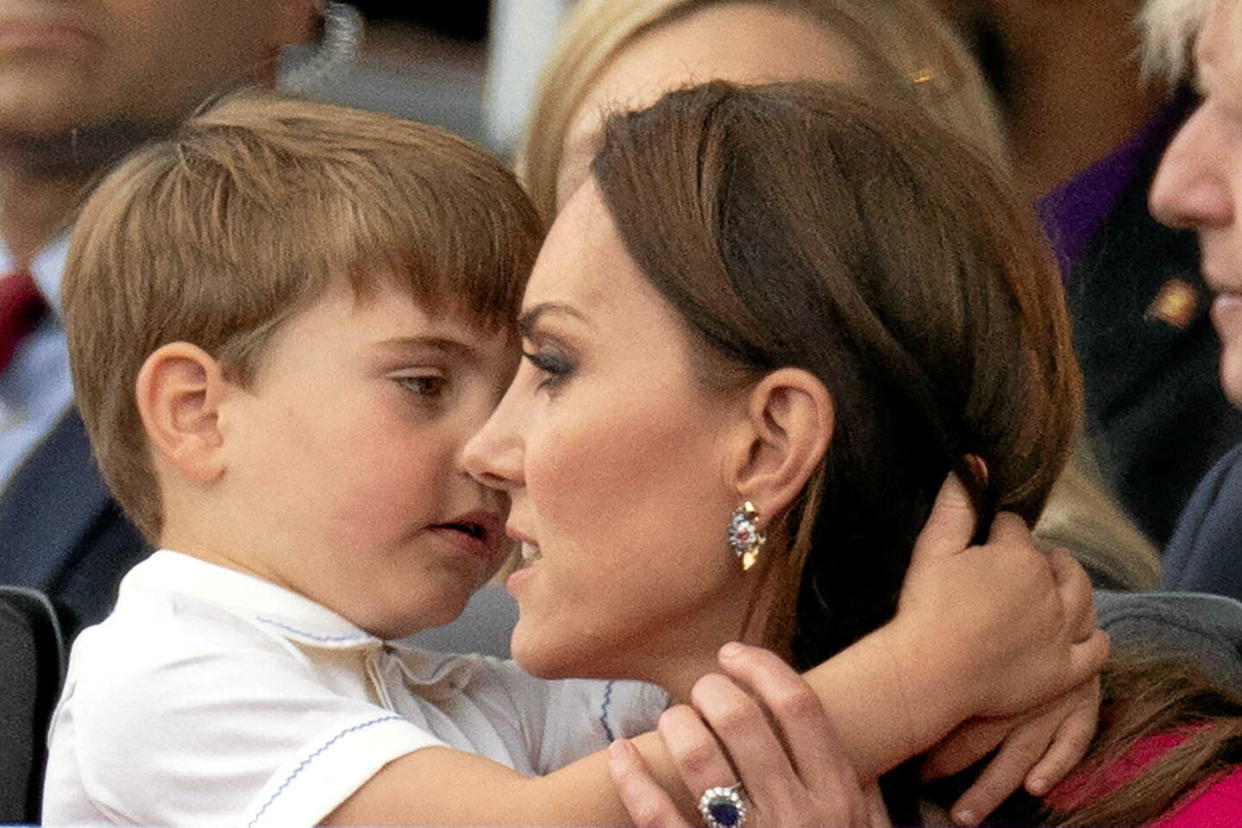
left=43, top=550, right=668, bottom=826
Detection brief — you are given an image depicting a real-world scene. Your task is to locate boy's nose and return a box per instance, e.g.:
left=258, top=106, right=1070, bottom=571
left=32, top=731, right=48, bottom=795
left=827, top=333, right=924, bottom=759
left=1151, top=108, right=1234, bottom=231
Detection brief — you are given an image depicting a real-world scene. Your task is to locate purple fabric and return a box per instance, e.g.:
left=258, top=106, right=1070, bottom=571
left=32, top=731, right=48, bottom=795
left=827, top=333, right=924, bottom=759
left=1037, top=87, right=1197, bottom=276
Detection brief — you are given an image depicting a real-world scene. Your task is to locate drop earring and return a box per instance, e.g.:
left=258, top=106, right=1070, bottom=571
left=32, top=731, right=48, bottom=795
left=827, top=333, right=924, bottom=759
left=728, top=502, right=765, bottom=571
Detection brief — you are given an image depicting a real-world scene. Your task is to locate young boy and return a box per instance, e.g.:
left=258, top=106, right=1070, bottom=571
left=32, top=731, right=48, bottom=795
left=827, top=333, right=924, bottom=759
left=43, top=93, right=1104, bottom=825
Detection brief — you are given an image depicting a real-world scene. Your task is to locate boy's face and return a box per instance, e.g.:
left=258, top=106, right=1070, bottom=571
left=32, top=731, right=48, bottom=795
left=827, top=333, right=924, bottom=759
left=218, top=279, right=516, bottom=639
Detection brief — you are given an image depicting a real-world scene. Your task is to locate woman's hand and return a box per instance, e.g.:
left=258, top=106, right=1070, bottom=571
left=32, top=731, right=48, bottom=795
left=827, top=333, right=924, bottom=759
left=607, top=643, right=890, bottom=828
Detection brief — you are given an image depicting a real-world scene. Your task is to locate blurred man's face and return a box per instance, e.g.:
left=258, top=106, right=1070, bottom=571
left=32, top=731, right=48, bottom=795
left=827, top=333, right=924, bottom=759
left=1150, top=0, right=1242, bottom=403
left=0, top=0, right=313, bottom=139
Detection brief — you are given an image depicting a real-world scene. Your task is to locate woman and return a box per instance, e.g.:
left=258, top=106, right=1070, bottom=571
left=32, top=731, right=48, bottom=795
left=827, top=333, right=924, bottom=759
left=465, top=81, right=1242, bottom=826
left=518, top=0, right=1161, bottom=591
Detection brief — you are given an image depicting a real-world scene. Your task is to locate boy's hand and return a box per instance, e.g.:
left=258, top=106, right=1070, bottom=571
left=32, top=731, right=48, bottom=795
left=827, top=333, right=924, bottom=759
left=922, top=676, right=1100, bottom=825
left=889, top=474, right=1109, bottom=723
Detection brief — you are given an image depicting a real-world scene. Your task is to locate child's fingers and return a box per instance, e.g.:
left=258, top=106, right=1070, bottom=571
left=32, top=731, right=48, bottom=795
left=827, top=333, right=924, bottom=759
left=607, top=738, right=690, bottom=828
left=947, top=713, right=1062, bottom=827
left=655, top=703, right=738, bottom=805
left=1048, top=548, right=1098, bottom=641
left=1066, top=628, right=1111, bottom=688
left=921, top=718, right=1011, bottom=780
left=910, top=473, right=976, bottom=562
left=1023, top=680, right=1100, bottom=796
left=715, top=643, right=856, bottom=786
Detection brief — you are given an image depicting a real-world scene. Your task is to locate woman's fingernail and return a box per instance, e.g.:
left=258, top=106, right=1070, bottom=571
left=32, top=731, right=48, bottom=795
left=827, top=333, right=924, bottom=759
left=719, top=642, right=745, bottom=659
left=608, top=739, right=628, bottom=760
left=1028, top=777, right=1049, bottom=795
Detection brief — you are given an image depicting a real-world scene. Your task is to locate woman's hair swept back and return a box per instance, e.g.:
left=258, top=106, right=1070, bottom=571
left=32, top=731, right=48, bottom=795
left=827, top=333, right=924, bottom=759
left=591, top=81, right=1081, bottom=665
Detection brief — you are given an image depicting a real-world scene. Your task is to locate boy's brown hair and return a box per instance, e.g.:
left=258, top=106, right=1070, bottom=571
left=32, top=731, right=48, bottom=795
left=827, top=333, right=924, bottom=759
left=62, top=92, right=543, bottom=542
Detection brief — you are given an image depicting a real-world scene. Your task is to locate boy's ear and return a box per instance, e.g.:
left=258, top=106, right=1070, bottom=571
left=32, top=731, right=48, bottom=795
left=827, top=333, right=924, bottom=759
left=135, top=343, right=229, bottom=484
left=728, top=368, right=834, bottom=521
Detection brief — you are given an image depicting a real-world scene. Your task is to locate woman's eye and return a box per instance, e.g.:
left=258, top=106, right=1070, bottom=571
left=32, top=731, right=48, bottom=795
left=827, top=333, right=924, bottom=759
left=522, top=349, right=574, bottom=391
left=392, top=374, right=448, bottom=398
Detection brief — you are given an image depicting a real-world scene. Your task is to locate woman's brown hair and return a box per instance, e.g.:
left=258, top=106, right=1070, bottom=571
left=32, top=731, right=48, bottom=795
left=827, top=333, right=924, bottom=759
left=591, top=80, right=1242, bottom=825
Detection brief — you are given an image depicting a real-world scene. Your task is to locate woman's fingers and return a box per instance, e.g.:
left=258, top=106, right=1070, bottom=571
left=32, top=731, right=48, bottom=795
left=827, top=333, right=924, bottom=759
left=715, top=643, right=856, bottom=784
left=608, top=738, right=691, bottom=828
left=689, top=672, right=799, bottom=805
left=656, top=703, right=739, bottom=804
left=699, top=643, right=872, bottom=826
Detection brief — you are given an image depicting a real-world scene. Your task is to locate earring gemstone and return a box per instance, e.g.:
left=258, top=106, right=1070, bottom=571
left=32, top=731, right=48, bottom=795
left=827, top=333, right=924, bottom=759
left=728, top=502, right=765, bottom=571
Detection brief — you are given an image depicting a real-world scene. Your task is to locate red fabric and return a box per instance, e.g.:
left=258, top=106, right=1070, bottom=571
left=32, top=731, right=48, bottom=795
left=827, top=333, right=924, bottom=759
left=1044, top=729, right=1242, bottom=826
left=0, top=270, right=46, bottom=373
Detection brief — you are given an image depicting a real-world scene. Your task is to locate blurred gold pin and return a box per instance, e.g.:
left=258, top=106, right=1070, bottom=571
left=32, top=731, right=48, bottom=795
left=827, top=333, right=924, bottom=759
left=1146, top=278, right=1198, bottom=329
left=911, top=68, right=936, bottom=85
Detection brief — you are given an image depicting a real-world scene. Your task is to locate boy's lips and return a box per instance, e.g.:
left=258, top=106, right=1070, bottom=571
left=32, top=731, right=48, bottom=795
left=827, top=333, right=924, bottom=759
left=429, top=510, right=508, bottom=564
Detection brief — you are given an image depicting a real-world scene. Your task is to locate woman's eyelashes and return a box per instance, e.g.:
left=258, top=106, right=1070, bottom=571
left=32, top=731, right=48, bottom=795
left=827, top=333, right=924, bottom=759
left=522, top=347, right=575, bottom=392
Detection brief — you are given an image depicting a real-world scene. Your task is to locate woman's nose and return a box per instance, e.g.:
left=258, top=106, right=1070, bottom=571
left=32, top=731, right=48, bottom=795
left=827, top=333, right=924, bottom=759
left=461, top=413, right=524, bottom=491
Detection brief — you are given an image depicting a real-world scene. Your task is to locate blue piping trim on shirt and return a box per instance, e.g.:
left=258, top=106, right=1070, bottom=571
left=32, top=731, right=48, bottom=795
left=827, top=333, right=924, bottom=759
left=599, top=680, right=617, bottom=742
left=254, top=615, right=370, bottom=643
left=247, top=715, right=403, bottom=827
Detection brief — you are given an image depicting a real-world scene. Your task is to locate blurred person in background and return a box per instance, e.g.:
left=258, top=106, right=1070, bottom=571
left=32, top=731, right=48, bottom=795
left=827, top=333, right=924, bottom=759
left=518, top=0, right=1161, bottom=592
left=931, top=0, right=1242, bottom=547
left=1150, top=0, right=1242, bottom=602
left=0, top=0, right=325, bottom=639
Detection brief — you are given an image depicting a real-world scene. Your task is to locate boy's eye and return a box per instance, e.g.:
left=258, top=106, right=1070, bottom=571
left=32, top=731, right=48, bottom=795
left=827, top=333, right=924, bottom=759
left=391, top=373, right=448, bottom=398
left=522, top=349, right=574, bottom=392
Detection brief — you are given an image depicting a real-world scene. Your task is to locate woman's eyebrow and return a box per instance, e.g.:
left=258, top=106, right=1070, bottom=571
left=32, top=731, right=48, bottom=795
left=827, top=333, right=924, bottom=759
left=518, top=302, right=590, bottom=338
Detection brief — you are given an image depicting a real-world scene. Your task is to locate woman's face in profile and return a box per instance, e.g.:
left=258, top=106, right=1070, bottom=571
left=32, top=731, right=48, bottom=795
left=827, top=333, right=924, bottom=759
left=556, top=2, right=864, bottom=208
left=463, top=180, right=751, bottom=690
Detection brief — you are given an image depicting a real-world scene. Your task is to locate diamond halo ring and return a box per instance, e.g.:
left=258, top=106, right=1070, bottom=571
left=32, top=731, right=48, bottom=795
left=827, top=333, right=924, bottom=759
left=698, top=783, right=747, bottom=828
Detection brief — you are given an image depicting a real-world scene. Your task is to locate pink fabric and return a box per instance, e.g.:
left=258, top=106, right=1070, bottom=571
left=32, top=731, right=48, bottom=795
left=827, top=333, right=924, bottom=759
left=1044, top=729, right=1242, bottom=825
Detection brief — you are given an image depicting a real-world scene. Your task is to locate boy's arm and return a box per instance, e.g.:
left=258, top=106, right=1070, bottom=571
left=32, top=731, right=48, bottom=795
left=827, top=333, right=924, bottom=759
left=328, top=478, right=1108, bottom=825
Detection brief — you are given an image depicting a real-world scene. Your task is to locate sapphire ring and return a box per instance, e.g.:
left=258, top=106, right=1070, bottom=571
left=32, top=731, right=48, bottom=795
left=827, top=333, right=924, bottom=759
left=697, top=783, right=747, bottom=828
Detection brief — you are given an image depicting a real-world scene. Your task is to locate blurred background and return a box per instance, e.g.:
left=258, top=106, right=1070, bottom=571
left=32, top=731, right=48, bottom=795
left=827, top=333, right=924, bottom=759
left=315, top=0, right=568, bottom=158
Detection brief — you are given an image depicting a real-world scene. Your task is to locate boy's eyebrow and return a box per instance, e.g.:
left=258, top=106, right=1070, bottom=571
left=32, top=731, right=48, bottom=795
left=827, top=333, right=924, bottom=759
left=518, top=302, right=589, bottom=338
left=373, top=335, right=484, bottom=362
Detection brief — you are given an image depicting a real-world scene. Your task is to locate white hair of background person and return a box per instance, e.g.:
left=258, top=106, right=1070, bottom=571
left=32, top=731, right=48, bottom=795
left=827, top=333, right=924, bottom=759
left=1140, top=0, right=1213, bottom=81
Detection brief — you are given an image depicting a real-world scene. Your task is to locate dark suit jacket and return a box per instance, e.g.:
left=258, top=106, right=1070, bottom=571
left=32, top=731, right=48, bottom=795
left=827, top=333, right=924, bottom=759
left=1070, top=108, right=1242, bottom=545
left=1163, top=443, right=1242, bottom=600
left=0, top=409, right=148, bottom=642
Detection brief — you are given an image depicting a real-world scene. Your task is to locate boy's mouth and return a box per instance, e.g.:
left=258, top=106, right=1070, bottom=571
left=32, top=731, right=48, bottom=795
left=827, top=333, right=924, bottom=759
left=432, top=510, right=506, bottom=563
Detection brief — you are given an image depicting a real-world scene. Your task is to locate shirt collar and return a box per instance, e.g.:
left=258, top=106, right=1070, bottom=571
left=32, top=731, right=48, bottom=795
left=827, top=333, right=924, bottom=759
left=130, top=549, right=380, bottom=649
left=124, top=550, right=481, bottom=688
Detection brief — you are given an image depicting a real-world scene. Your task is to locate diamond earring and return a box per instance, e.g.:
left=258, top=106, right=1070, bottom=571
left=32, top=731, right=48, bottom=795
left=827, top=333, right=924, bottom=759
left=728, top=502, right=765, bottom=571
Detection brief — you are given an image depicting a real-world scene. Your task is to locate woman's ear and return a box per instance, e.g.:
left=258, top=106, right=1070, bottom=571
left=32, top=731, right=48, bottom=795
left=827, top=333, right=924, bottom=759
left=730, top=368, right=834, bottom=520
left=135, top=343, right=229, bottom=484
